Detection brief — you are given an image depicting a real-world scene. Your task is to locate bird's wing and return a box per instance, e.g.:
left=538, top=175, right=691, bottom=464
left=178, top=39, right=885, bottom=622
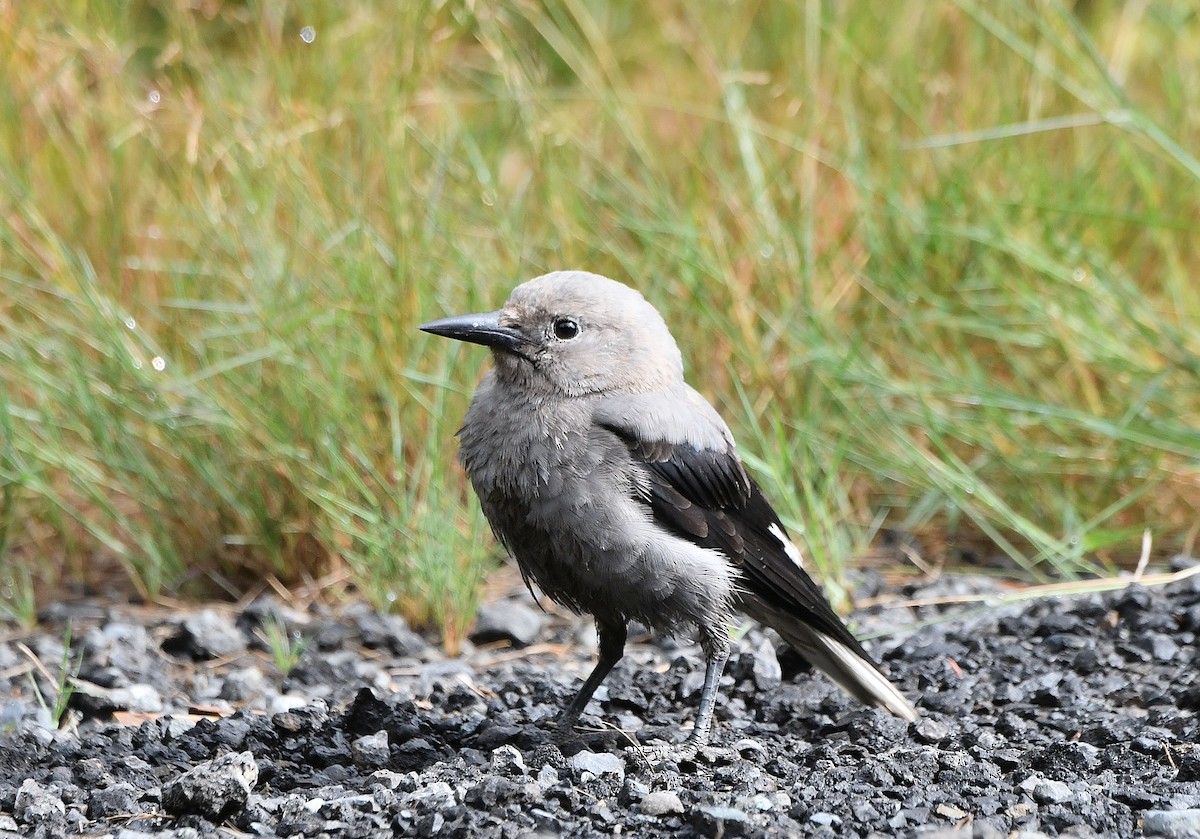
left=592, top=396, right=871, bottom=654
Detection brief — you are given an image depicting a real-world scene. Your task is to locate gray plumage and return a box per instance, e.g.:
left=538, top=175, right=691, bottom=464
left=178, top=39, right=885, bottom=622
left=421, top=270, right=917, bottom=747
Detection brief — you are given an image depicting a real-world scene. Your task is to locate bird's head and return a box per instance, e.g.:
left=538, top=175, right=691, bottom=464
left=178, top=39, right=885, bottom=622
left=420, top=271, right=684, bottom=397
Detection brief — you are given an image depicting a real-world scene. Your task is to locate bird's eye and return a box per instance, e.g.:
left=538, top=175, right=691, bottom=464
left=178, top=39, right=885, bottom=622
left=552, top=318, right=580, bottom=340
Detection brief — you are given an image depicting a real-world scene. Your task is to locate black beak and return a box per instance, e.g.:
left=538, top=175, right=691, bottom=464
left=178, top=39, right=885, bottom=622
left=419, top=311, right=529, bottom=354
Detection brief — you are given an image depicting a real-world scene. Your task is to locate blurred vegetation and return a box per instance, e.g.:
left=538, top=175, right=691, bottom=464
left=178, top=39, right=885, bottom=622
left=1, top=1, right=1198, bottom=639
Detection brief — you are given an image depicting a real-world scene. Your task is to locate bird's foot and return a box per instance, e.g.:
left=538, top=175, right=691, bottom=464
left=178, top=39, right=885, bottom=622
left=628, top=737, right=734, bottom=769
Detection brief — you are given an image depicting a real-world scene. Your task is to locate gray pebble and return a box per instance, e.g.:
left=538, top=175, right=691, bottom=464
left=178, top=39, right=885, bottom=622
left=219, top=666, right=268, bottom=701
left=490, top=744, right=527, bottom=775
left=406, top=781, right=456, bottom=810
left=352, top=731, right=391, bottom=770
left=536, top=765, right=559, bottom=789
left=270, top=694, right=312, bottom=714
left=914, top=718, right=954, bottom=744
left=352, top=607, right=429, bottom=657
left=161, top=751, right=258, bottom=821
left=1032, top=778, right=1074, bottom=804
left=1151, top=636, right=1180, bottom=662
left=693, top=805, right=750, bottom=838
left=108, top=683, right=163, bottom=713
left=749, top=636, right=782, bottom=691
left=82, top=622, right=156, bottom=674
left=620, top=777, right=649, bottom=805
left=640, top=790, right=684, bottom=816
left=174, top=609, right=247, bottom=659
left=469, top=600, right=546, bottom=648
left=87, top=782, right=142, bottom=819
left=1143, top=810, right=1200, bottom=839
left=14, top=779, right=66, bottom=830
left=570, top=751, right=625, bottom=780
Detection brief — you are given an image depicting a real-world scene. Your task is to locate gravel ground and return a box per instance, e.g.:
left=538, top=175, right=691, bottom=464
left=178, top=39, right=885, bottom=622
left=2, top=562, right=1200, bottom=839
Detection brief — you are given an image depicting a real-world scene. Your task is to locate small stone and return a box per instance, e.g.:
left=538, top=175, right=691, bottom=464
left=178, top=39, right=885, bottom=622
left=219, top=666, right=268, bottom=701
left=1151, top=636, right=1181, bottom=662
left=936, top=803, right=969, bottom=820
left=749, top=637, right=782, bottom=691
left=1032, top=778, right=1074, bottom=804
left=407, top=781, right=456, bottom=810
left=490, top=744, right=527, bottom=775
left=14, top=779, right=66, bottom=831
left=87, top=782, right=142, bottom=819
left=1176, top=751, right=1200, bottom=783
left=270, top=694, right=311, bottom=714
left=166, top=609, right=247, bottom=659
left=678, top=670, right=706, bottom=700
left=464, top=776, right=520, bottom=809
left=640, top=790, right=685, bottom=816
left=107, top=683, right=163, bottom=713
left=993, top=748, right=1024, bottom=770
left=469, top=600, right=545, bottom=648
left=1169, top=554, right=1200, bottom=572
left=75, top=758, right=112, bottom=788
left=693, top=805, right=750, bottom=837
left=367, top=770, right=405, bottom=790
left=536, top=765, right=559, bottom=789
left=914, top=718, right=954, bottom=744
left=81, top=622, right=156, bottom=674
left=569, top=751, right=625, bottom=780
left=353, top=608, right=428, bottom=657
left=352, top=731, right=391, bottom=770
left=1143, top=810, right=1200, bottom=839
left=161, top=751, right=258, bottom=821
left=415, top=811, right=444, bottom=837
left=810, top=811, right=842, bottom=826
left=851, top=799, right=880, bottom=822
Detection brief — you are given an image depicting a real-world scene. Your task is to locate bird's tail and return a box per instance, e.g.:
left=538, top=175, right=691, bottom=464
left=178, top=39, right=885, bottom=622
left=748, top=603, right=919, bottom=721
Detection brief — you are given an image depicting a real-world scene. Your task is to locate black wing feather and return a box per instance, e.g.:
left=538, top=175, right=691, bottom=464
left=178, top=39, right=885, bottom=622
left=601, top=422, right=871, bottom=655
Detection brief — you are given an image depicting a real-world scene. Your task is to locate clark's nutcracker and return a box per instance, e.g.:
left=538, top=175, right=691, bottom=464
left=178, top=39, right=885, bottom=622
left=421, top=270, right=917, bottom=747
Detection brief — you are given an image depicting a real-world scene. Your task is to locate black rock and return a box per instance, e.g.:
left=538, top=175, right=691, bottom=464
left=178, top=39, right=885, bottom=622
left=86, top=781, right=142, bottom=819
left=161, top=751, right=258, bottom=821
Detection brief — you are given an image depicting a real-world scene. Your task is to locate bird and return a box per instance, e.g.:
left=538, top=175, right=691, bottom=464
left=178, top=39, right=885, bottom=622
left=420, top=270, right=917, bottom=749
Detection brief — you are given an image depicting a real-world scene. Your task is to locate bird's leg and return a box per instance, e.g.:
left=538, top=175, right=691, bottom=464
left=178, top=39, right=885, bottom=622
left=686, top=629, right=731, bottom=748
left=633, top=631, right=731, bottom=766
left=554, top=620, right=627, bottom=743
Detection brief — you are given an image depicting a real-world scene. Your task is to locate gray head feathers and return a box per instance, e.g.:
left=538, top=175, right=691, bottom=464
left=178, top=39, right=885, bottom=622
left=494, top=271, right=685, bottom=397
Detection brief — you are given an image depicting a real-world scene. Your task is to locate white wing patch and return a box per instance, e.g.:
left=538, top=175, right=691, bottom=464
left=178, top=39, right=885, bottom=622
left=768, top=522, right=805, bottom=570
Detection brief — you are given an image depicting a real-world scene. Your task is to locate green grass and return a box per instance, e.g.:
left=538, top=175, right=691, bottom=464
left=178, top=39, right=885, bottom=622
left=256, top=612, right=309, bottom=675
left=21, top=621, right=79, bottom=728
left=2, top=1, right=1198, bottom=640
